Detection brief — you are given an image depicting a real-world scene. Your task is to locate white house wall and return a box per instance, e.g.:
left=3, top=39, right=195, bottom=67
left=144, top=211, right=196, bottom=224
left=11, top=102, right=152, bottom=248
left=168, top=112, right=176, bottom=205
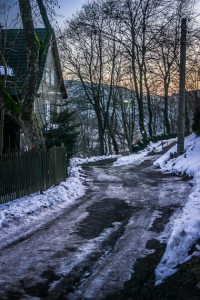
left=34, top=45, right=63, bottom=127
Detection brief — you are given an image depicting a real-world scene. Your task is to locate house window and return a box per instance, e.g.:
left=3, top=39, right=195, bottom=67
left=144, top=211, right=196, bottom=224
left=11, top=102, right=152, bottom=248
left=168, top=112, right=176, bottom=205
left=45, top=101, right=50, bottom=120
left=51, top=70, right=55, bottom=85
left=45, top=69, right=55, bottom=85
left=45, top=69, right=50, bottom=84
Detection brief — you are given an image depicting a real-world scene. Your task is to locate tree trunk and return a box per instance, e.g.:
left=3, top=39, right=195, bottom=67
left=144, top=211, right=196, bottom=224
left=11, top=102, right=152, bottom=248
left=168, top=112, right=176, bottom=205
left=163, top=80, right=171, bottom=135
left=164, top=95, right=171, bottom=135
left=20, top=118, right=44, bottom=150
left=0, top=98, right=4, bottom=154
left=0, top=56, right=6, bottom=154
left=185, top=100, right=190, bottom=135
left=98, top=127, right=104, bottom=156
left=131, top=27, right=147, bottom=140
left=19, top=0, right=45, bottom=149
left=144, top=63, right=152, bottom=138
left=96, top=109, right=105, bottom=156
left=111, top=134, right=118, bottom=154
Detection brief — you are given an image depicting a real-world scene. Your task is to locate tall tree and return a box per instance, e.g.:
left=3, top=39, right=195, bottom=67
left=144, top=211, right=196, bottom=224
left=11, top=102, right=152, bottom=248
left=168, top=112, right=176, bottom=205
left=59, top=0, right=196, bottom=155
left=18, top=0, right=56, bottom=149
left=103, top=0, right=159, bottom=139
left=149, top=0, right=192, bottom=135
left=104, top=0, right=195, bottom=138
left=18, top=0, right=43, bottom=149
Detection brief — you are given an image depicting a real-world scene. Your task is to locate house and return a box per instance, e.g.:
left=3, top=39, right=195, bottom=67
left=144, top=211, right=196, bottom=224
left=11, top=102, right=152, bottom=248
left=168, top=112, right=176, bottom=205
left=0, top=28, right=67, bottom=152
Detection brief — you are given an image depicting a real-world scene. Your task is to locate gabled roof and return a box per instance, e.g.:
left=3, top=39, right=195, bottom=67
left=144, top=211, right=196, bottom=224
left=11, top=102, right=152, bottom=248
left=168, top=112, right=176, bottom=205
left=0, top=28, right=67, bottom=99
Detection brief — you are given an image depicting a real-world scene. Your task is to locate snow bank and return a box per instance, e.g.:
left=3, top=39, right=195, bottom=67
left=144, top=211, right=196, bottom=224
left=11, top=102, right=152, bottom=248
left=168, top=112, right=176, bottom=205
left=154, top=133, right=200, bottom=285
left=70, top=154, right=121, bottom=166
left=0, top=154, right=120, bottom=235
left=113, top=134, right=200, bottom=285
left=0, top=165, right=85, bottom=230
left=153, top=134, right=200, bottom=178
left=113, top=139, right=176, bottom=167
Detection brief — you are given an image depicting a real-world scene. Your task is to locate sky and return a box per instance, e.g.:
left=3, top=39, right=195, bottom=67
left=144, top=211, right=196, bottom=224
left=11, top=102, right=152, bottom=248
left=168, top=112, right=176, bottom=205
left=0, top=133, right=200, bottom=287
left=0, top=0, right=86, bottom=28
left=0, top=0, right=87, bottom=28
left=57, top=0, right=200, bottom=17
left=1, top=0, right=200, bottom=28
left=56, top=0, right=87, bottom=18
left=51, top=0, right=200, bottom=25
left=56, top=0, right=200, bottom=24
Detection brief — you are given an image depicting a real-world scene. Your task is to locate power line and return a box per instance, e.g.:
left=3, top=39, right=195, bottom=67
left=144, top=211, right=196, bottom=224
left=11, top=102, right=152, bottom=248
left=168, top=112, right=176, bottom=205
left=188, top=13, right=200, bottom=21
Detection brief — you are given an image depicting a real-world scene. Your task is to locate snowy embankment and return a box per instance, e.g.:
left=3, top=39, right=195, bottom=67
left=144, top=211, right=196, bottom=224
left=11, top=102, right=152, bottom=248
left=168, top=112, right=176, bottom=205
left=0, top=164, right=85, bottom=245
left=113, top=139, right=176, bottom=166
left=70, top=154, right=121, bottom=166
left=153, top=133, right=200, bottom=285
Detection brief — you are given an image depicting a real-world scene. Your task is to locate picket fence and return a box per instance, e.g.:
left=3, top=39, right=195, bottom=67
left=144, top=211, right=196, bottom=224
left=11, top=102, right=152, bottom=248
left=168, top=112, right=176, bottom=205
left=0, top=146, right=66, bottom=204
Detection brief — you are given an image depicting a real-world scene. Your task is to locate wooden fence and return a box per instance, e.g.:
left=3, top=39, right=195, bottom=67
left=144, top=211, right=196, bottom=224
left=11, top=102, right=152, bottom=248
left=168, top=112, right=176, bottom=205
left=0, top=146, right=66, bottom=204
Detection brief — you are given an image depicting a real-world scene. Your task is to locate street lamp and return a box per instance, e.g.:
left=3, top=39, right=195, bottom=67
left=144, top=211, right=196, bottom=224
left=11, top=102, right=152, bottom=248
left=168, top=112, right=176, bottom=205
left=124, top=100, right=131, bottom=155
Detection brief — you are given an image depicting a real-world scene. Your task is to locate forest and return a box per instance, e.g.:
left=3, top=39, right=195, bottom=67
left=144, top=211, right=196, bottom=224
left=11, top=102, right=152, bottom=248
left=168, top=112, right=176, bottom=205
left=57, top=0, right=200, bottom=156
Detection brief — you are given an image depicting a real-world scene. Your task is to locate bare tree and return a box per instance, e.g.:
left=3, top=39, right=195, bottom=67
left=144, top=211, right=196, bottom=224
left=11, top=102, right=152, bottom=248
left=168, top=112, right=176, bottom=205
left=102, top=0, right=161, bottom=139
left=59, top=0, right=196, bottom=156
left=60, top=2, right=124, bottom=155
left=104, top=0, right=195, bottom=137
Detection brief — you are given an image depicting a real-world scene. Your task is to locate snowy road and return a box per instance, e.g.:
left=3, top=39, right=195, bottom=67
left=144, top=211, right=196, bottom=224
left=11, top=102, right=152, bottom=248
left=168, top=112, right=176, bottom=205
left=0, top=156, right=191, bottom=299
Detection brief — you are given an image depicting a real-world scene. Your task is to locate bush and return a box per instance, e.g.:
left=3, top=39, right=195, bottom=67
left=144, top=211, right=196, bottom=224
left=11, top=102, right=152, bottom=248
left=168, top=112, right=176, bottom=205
left=132, top=138, right=151, bottom=152
left=43, top=109, right=79, bottom=159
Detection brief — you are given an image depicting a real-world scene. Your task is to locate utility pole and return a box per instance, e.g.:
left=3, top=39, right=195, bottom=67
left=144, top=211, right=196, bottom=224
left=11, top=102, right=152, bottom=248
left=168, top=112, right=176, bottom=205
left=177, top=18, right=187, bottom=156
left=0, top=88, right=4, bottom=154
left=124, top=100, right=131, bottom=155
left=128, top=102, right=131, bottom=154
left=0, top=25, right=4, bottom=154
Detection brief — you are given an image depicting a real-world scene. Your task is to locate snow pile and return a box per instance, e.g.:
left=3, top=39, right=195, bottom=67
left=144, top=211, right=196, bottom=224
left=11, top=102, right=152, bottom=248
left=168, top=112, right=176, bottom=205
left=153, top=133, right=200, bottom=285
left=153, top=133, right=200, bottom=178
left=113, top=139, right=176, bottom=166
left=70, top=154, right=121, bottom=166
left=113, top=151, right=149, bottom=166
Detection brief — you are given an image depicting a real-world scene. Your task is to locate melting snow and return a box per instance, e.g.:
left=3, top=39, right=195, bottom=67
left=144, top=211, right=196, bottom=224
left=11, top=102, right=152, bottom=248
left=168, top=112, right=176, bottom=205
left=153, top=133, right=200, bottom=285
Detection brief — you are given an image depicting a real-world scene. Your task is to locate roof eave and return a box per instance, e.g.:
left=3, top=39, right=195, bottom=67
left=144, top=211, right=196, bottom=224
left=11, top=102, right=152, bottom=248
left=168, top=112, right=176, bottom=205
left=51, top=31, right=67, bottom=99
